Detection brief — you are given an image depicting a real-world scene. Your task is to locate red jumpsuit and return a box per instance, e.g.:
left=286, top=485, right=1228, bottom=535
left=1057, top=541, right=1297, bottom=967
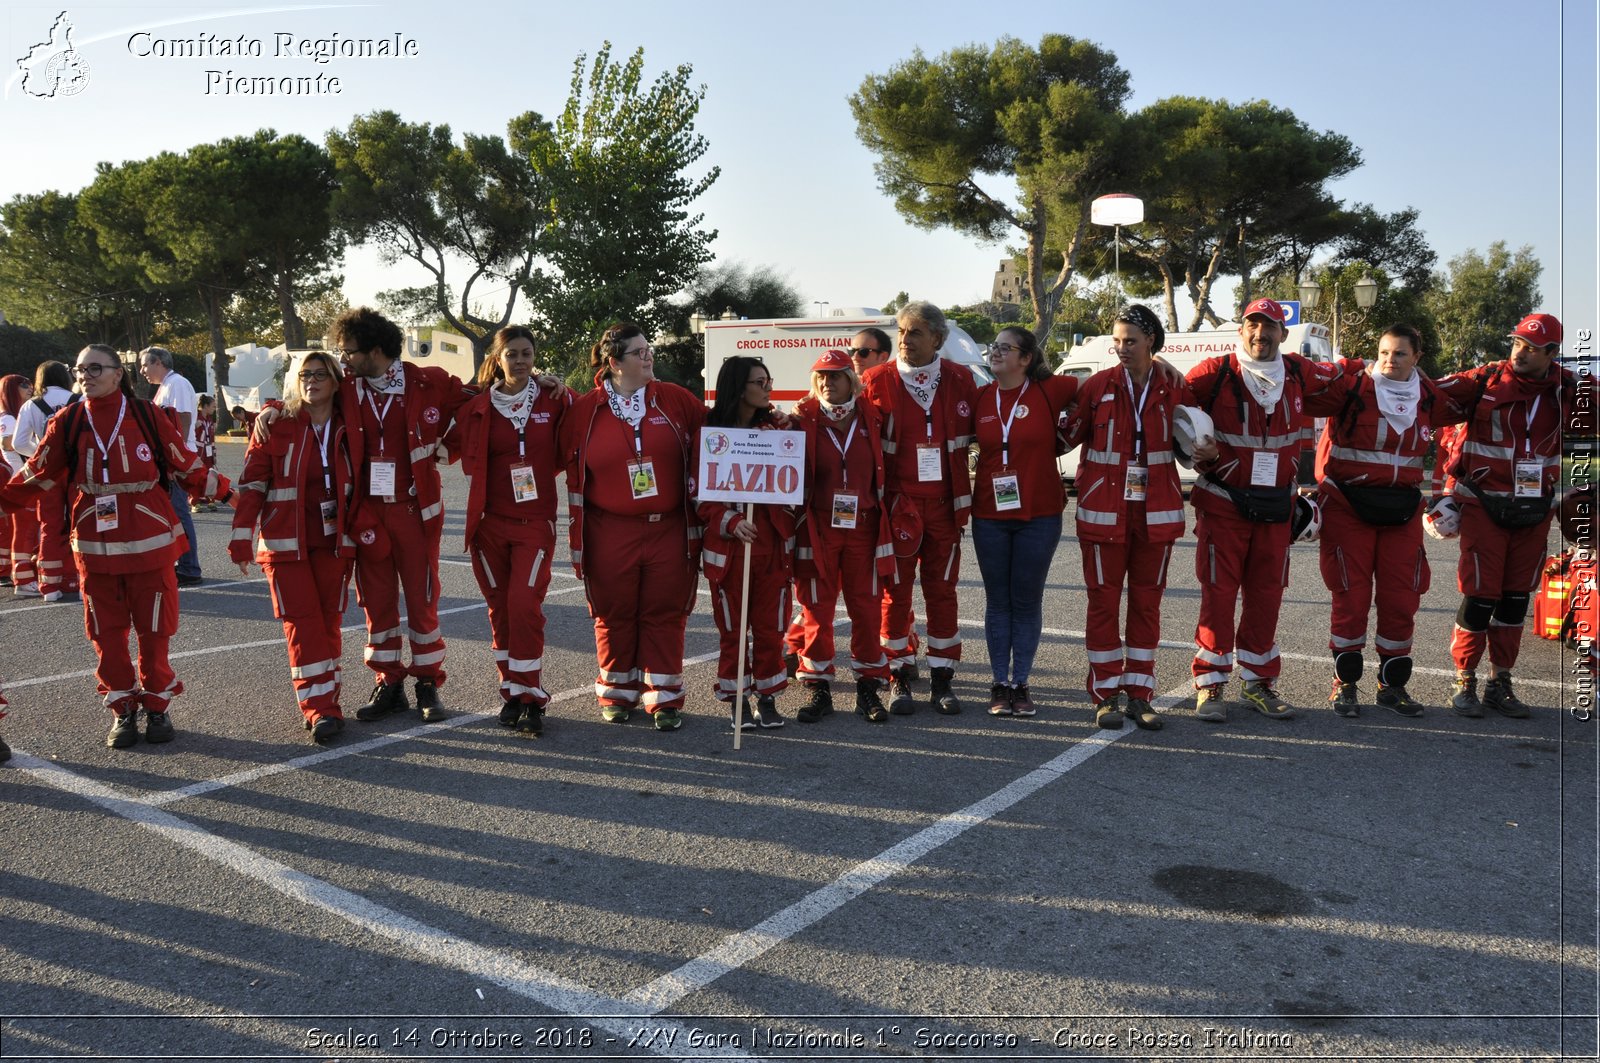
left=559, top=374, right=704, bottom=716
left=231, top=410, right=359, bottom=727
left=8, top=394, right=209, bottom=715
left=1062, top=367, right=1192, bottom=704
left=792, top=398, right=896, bottom=684
left=340, top=365, right=472, bottom=687
left=1433, top=361, right=1590, bottom=673
left=698, top=419, right=796, bottom=704
left=1186, top=353, right=1350, bottom=688
left=444, top=383, right=570, bottom=710
left=860, top=359, right=977, bottom=673
left=1318, top=371, right=1466, bottom=675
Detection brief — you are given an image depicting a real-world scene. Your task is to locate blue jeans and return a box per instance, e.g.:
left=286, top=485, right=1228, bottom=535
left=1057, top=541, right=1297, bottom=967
left=971, top=515, right=1062, bottom=685
left=170, top=480, right=202, bottom=578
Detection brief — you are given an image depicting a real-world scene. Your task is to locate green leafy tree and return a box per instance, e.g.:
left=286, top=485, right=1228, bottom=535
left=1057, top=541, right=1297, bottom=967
left=1110, top=97, right=1361, bottom=330
left=328, top=110, right=551, bottom=361
left=524, top=43, right=720, bottom=379
left=1326, top=205, right=1437, bottom=295
left=1262, top=263, right=1442, bottom=373
left=648, top=261, right=806, bottom=389
left=1424, top=242, right=1542, bottom=372
left=851, top=35, right=1131, bottom=347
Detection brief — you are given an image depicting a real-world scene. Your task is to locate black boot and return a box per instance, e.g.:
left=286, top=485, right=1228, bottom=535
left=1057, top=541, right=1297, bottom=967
left=889, top=672, right=916, bottom=715
left=796, top=681, right=833, bottom=723
left=515, top=701, right=544, bottom=737
left=355, top=680, right=410, bottom=721
left=415, top=680, right=448, bottom=722
left=855, top=678, right=889, bottom=723
left=930, top=667, right=962, bottom=715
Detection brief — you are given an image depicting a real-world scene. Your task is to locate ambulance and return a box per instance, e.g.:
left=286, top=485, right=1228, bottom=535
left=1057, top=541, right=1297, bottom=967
left=701, top=311, right=993, bottom=409
left=1055, top=322, right=1337, bottom=490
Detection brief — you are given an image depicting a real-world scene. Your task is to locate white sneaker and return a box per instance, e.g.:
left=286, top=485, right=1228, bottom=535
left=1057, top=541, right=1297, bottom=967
left=43, top=590, right=63, bottom=602
left=13, top=583, right=41, bottom=599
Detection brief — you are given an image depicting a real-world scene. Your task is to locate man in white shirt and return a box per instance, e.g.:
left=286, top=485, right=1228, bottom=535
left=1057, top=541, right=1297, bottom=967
left=139, top=347, right=204, bottom=586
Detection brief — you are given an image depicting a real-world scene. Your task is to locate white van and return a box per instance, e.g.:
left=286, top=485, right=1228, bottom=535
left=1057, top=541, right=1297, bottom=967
left=1054, top=323, right=1336, bottom=490
left=702, top=314, right=993, bottom=409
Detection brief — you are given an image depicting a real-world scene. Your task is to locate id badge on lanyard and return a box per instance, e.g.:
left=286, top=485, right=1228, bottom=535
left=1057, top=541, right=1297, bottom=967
left=94, top=494, right=119, bottom=532
left=369, top=459, right=397, bottom=499
left=1125, top=465, right=1149, bottom=502
left=1513, top=461, right=1543, bottom=498
left=831, top=492, right=859, bottom=529
left=319, top=499, right=338, bottom=537
left=1250, top=451, right=1277, bottom=487
left=628, top=458, right=659, bottom=500
left=992, top=473, right=1022, bottom=511
left=916, top=444, right=942, bottom=482
left=510, top=464, right=539, bottom=503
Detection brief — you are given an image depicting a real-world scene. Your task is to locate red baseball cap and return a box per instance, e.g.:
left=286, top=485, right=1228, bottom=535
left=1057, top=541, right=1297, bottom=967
left=812, top=349, right=852, bottom=373
left=1241, top=298, right=1287, bottom=324
left=1509, top=313, right=1563, bottom=348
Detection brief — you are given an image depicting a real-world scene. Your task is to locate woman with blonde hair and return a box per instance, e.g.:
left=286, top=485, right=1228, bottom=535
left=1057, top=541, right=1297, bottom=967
left=442, top=326, right=571, bottom=736
left=230, top=351, right=361, bottom=743
left=791, top=350, right=897, bottom=723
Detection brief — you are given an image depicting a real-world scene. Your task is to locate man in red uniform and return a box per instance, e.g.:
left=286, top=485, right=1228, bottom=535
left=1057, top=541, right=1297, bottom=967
left=1319, top=324, right=1466, bottom=717
left=860, top=301, right=977, bottom=714
left=1186, top=298, right=1350, bottom=722
left=332, top=308, right=473, bottom=723
left=1432, top=313, right=1590, bottom=717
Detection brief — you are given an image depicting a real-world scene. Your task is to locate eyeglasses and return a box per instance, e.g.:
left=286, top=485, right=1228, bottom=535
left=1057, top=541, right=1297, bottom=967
left=987, top=342, right=1024, bottom=357
left=747, top=378, right=773, bottom=390
left=73, top=364, right=117, bottom=378
left=337, top=347, right=365, bottom=358
left=621, top=344, right=653, bottom=359
left=848, top=347, right=884, bottom=358
left=299, top=370, right=333, bottom=382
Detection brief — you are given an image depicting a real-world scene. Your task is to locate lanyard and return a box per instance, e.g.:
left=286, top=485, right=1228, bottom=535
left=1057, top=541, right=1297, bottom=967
left=1523, top=394, right=1541, bottom=458
left=1124, top=369, right=1151, bottom=462
left=826, top=421, right=858, bottom=486
left=311, top=418, right=334, bottom=491
left=363, top=383, right=396, bottom=456
left=995, top=380, right=1030, bottom=468
left=86, top=396, right=127, bottom=484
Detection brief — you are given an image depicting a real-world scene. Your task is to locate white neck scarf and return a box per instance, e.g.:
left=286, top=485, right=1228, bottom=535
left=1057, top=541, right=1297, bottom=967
left=1236, top=350, right=1285, bottom=412
left=491, top=377, right=535, bottom=432
left=897, top=356, right=941, bottom=412
left=366, top=359, right=406, bottom=396
left=1371, top=367, right=1421, bottom=435
left=603, top=378, right=646, bottom=428
left=820, top=396, right=856, bottom=422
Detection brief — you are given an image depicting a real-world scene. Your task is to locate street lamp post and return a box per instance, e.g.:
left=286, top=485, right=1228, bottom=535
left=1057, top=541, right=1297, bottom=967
left=1090, top=193, right=1145, bottom=308
left=813, top=301, right=829, bottom=319
left=1298, top=273, right=1381, bottom=355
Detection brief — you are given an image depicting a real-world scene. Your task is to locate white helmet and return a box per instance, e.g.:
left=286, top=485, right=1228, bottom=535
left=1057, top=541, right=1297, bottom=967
left=1424, top=496, right=1461, bottom=539
left=1293, top=493, right=1322, bottom=542
left=1173, top=406, right=1215, bottom=468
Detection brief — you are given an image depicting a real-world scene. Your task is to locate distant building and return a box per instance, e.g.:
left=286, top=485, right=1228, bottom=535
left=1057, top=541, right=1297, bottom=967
left=991, top=260, right=1023, bottom=305
left=404, top=326, right=476, bottom=381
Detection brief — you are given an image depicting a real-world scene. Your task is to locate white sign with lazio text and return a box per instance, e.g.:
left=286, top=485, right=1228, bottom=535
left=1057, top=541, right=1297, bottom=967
left=697, top=428, right=806, bottom=506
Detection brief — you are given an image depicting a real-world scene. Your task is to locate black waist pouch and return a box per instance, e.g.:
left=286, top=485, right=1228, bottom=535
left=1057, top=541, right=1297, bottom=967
left=1478, top=492, right=1553, bottom=530
left=1207, top=474, right=1292, bottom=523
left=1337, top=482, right=1422, bottom=526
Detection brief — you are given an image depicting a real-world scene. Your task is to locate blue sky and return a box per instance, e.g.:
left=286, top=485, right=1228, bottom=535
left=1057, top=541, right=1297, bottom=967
left=2, top=0, right=1593, bottom=348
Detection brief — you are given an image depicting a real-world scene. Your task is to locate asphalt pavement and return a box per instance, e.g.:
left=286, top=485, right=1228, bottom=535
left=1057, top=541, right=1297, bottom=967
left=1, top=437, right=1594, bottom=1062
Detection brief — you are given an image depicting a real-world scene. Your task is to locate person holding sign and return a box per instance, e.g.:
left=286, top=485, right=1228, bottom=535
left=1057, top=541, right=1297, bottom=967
left=792, top=350, right=897, bottom=724
left=3, top=345, right=218, bottom=749
left=971, top=327, right=1078, bottom=718
left=443, top=327, right=571, bottom=738
left=1318, top=324, right=1465, bottom=719
left=698, top=356, right=798, bottom=730
left=1430, top=313, right=1589, bottom=717
left=560, top=323, right=705, bottom=732
left=1185, top=298, right=1351, bottom=723
left=229, top=351, right=361, bottom=744
left=860, top=301, right=978, bottom=715
left=1060, top=306, right=1193, bottom=729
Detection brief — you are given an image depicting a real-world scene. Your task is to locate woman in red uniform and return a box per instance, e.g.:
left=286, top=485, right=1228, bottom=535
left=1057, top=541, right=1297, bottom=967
left=1061, top=305, right=1194, bottom=730
left=971, top=326, right=1078, bottom=717
left=698, top=356, right=796, bottom=730
left=559, top=322, right=704, bottom=732
left=444, top=326, right=570, bottom=737
left=8, top=345, right=216, bottom=748
left=791, top=350, right=896, bottom=723
left=0, top=373, right=32, bottom=592
left=229, top=351, right=359, bottom=744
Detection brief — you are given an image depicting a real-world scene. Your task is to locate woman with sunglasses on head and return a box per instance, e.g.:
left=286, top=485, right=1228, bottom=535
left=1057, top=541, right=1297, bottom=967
left=790, top=350, right=897, bottom=724
left=442, top=326, right=571, bottom=738
left=697, top=355, right=798, bottom=730
left=971, top=326, right=1079, bottom=718
left=229, top=351, right=362, bottom=744
left=1059, top=304, right=1196, bottom=730
left=559, top=322, right=705, bottom=732
left=4, top=345, right=217, bottom=749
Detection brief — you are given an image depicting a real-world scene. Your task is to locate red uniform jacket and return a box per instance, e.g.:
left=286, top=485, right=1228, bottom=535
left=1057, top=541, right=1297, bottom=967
left=340, top=363, right=473, bottom=532
left=558, top=371, right=705, bottom=580
left=791, top=397, right=896, bottom=600
left=1063, top=366, right=1193, bottom=543
left=860, top=358, right=978, bottom=526
left=1321, top=371, right=1466, bottom=490
left=230, top=409, right=360, bottom=564
left=443, top=383, right=571, bottom=548
left=1434, top=360, right=1590, bottom=505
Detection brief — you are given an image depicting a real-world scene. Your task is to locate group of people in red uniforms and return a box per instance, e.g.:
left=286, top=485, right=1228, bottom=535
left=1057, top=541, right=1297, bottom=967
left=0, top=300, right=1586, bottom=760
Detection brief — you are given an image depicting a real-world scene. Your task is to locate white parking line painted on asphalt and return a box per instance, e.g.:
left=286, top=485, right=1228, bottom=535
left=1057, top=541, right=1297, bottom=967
left=622, top=684, right=1190, bottom=1012
left=9, top=752, right=760, bottom=1062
